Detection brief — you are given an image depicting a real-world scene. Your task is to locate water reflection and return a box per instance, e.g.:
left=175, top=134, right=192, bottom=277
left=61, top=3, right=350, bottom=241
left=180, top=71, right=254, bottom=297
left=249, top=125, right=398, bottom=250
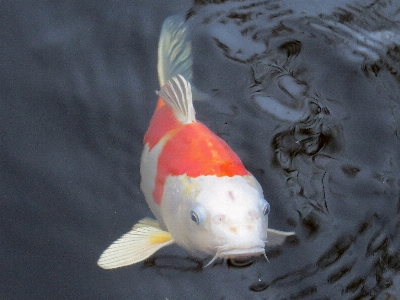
left=186, top=0, right=400, bottom=298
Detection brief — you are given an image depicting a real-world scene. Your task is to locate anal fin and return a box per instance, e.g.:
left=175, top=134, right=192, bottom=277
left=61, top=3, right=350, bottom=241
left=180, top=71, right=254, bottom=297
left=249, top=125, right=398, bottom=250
left=97, top=218, right=174, bottom=269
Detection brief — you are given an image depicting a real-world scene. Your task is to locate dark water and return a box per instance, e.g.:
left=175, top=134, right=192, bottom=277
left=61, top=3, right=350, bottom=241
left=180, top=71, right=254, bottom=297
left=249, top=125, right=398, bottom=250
left=1, top=0, right=400, bottom=299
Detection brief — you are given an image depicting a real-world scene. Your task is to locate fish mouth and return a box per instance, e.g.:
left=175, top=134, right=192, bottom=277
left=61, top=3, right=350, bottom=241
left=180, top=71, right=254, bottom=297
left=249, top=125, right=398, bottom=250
left=217, top=247, right=266, bottom=259
left=203, top=245, right=266, bottom=267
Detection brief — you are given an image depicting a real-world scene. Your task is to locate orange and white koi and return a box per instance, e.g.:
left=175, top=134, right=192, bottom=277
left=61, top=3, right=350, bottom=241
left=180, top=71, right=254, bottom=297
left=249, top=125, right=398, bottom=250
left=97, top=15, right=294, bottom=269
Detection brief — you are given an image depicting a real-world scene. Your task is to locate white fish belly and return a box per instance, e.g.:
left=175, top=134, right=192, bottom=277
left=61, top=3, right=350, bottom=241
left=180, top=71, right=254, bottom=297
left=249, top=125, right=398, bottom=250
left=140, top=142, right=165, bottom=228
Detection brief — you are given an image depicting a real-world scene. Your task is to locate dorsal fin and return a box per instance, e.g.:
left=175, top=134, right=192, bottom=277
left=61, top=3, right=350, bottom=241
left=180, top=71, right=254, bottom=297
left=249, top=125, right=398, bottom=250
left=158, top=15, right=192, bottom=87
left=157, top=75, right=196, bottom=124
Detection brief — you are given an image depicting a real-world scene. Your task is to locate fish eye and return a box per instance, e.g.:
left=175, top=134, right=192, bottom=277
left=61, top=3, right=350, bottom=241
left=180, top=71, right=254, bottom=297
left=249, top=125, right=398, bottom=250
left=262, top=201, right=270, bottom=216
left=190, top=210, right=200, bottom=224
left=190, top=204, right=206, bottom=225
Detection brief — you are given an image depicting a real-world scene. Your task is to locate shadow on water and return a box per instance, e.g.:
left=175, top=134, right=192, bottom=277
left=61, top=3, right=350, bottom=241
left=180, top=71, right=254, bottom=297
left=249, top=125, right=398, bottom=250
left=141, top=255, right=203, bottom=272
left=141, top=253, right=272, bottom=271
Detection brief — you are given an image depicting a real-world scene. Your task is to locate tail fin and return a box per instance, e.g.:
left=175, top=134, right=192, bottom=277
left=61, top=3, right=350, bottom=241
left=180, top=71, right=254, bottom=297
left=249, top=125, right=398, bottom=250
left=157, top=15, right=193, bottom=88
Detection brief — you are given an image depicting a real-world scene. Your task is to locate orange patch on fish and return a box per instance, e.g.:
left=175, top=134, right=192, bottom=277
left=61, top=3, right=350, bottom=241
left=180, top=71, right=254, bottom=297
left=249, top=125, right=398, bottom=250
left=144, top=99, right=181, bottom=150
left=149, top=117, right=249, bottom=205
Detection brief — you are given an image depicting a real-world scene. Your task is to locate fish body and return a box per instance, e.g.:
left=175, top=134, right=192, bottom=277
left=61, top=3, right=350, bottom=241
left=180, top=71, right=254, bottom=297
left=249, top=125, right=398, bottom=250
left=97, top=16, right=294, bottom=269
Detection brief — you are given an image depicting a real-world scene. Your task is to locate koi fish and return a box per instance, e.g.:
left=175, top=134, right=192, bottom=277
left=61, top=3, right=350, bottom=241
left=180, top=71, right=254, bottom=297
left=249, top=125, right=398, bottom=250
left=97, top=15, right=294, bottom=269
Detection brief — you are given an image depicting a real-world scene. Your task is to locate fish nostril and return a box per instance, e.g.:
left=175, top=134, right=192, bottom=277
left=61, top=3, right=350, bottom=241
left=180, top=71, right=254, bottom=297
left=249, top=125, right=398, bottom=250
left=212, top=214, right=225, bottom=224
left=248, top=210, right=259, bottom=220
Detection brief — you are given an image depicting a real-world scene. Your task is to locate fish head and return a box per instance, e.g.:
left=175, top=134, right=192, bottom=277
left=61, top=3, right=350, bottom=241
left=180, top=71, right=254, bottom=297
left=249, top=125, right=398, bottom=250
left=160, top=174, right=270, bottom=260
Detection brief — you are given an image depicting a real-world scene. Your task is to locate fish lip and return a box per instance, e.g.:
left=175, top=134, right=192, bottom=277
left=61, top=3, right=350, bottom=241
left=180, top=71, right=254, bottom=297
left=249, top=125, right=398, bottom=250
left=217, top=246, right=266, bottom=259
left=203, top=245, right=266, bottom=267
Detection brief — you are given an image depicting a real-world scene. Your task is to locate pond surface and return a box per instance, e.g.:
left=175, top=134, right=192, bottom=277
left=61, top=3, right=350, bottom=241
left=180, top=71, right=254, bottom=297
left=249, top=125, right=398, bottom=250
left=1, top=0, right=400, bottom=299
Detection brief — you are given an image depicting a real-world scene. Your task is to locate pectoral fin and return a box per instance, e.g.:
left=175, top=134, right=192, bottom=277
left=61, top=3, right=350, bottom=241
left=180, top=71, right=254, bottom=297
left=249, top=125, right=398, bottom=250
left=267, top=228, right=295, bottom=247
left=97, top=218, right=174, bottom=269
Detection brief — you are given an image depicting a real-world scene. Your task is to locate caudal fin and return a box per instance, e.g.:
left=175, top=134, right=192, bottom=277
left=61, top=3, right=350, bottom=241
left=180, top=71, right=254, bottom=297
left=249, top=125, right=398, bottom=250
left=97, top=218, right=174, bottom=269
left=158, top=15, right=193, bottom=88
